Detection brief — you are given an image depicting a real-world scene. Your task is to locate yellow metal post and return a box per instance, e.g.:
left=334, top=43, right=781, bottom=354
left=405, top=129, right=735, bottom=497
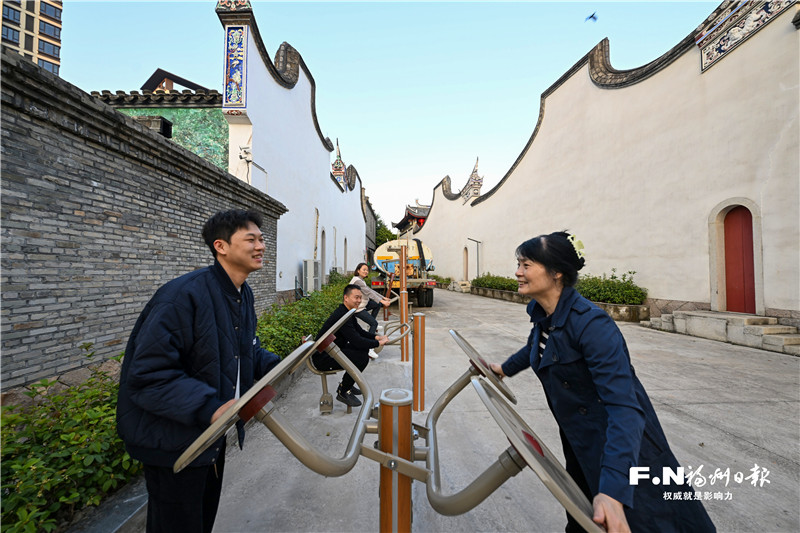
left=399, top=245, right=409, bottom=362
left=412, top=313, right=426, bottom=412
left=379, top=389, right=413, bottom=533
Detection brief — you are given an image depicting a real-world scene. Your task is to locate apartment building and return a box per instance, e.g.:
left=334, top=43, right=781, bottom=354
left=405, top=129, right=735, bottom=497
left=2, top=0, right=61, bottom=75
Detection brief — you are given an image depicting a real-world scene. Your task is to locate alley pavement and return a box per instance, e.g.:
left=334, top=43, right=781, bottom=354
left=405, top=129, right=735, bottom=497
left=82, top=288, right=800, bottom=533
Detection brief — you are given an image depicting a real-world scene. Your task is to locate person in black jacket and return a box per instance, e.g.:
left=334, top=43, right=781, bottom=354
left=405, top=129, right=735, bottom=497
left=116, top=209, right=281, bottom=533
left=314, top=284, right=388, bottom=407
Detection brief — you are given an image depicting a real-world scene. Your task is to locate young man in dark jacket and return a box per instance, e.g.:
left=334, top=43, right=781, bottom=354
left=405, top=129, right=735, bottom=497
left=313, top=284, right=388, bottom=407
left=116, top=209, right=281, bottom=533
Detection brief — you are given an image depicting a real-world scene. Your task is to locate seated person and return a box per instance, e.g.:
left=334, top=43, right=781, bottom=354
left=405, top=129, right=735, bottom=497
left=349, top=263, right=391, bottom=355
left=314, top=284, right=388, bottom=407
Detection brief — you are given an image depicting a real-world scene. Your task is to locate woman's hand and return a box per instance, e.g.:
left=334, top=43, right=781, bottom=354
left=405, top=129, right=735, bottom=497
left=381, top=298, right=391, bottom=307
left=592, top=493, right=630, bottom=533
left=489, top=363, right=506, bottom=378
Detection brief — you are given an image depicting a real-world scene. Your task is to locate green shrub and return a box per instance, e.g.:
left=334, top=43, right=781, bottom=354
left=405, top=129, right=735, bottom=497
left=1, top=345, right=141, bottom=533
left=429, top=274, right=452, bottom=287
left=327, top=268, right=349, bottom=286
left=0, top=279, right=350, bottom=533
left=257, top=277, right=348, bottom=357
left=575, top=268, right=648, bottom=305
left=471, top=273, right=518, bottom=292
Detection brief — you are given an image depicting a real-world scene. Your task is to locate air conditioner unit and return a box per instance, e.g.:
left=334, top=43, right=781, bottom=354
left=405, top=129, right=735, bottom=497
left=302, top=259, right=321, bottom=293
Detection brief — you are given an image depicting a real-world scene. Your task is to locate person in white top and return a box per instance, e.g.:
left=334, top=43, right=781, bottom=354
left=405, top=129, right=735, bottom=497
left=349, top=263, right=391, bottom=358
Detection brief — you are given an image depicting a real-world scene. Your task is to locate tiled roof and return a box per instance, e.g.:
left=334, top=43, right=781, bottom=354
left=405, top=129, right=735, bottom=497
left=91, top=89, right=222, bottom=108
left=140, top=68, right=209, bottom=92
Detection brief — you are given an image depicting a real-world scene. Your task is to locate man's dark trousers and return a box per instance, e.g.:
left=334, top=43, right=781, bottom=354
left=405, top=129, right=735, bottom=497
left=314, top=348, right=369, bottom=391
left=143, top=443, right=226, bottom=533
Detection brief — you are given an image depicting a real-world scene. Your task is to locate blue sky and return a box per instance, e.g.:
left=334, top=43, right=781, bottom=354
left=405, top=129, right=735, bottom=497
left=61, top=1, right=719, bottom=224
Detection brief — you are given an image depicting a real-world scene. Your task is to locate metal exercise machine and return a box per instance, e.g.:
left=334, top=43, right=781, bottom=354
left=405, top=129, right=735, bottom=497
left=174, top=310, right=603, bottom=533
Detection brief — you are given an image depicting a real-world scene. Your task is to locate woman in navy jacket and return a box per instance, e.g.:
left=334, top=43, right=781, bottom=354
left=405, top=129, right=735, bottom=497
left=491, top=232, right=714, bottom=533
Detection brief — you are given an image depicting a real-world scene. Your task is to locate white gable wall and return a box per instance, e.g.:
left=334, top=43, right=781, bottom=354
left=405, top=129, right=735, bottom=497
left=225, top=25, right=367, bottom=292
left=417, top=7, right=799, bottom=315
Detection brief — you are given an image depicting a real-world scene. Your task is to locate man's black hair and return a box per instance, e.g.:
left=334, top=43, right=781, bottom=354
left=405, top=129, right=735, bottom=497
left=343, top=284, right=361, bottom=298
left=202, top=209, right=263, bottom=257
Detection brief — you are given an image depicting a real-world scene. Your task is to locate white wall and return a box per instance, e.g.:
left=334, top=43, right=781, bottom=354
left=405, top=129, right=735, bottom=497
left=223, top=25, right=367, bottom=292
left=416, top=7, right=799, bottom=314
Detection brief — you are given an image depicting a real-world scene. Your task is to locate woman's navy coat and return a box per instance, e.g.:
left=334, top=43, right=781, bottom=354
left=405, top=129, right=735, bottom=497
left=502, top=287, right=714, bottom=532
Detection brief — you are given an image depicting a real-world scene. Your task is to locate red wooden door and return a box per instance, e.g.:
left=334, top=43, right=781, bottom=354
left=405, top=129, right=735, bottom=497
left=724, top=206, right=755, bottom=313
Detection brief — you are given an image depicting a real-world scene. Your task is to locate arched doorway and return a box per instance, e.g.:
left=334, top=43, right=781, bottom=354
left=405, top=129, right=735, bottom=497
left=724, top=206, right=756, bottom=313
left=708, top=198, right=764, bottom=314
left=462, top=247, right=469, bottom=281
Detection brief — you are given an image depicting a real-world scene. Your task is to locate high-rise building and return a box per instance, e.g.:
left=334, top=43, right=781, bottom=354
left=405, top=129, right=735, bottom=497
left=2, top=0, right=61, bottom=76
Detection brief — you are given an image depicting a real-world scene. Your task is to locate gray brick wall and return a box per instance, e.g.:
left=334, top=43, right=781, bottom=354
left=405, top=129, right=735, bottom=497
left=1, top=49, right=287, bottom=389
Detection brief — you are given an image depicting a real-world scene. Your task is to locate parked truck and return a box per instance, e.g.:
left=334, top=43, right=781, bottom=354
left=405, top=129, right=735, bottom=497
left=370, top=238, right=436, bottom=307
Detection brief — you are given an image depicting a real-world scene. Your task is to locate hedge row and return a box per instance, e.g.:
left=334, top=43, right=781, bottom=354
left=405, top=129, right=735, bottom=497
left=574, top=269, right=648, bottom=305
left=256, top=271, right=348, bottom=357
left=429, top=274, right=453, bottom=287
left=470, top=273, right=519, bottom=292
left=1, top=347, right=140, bottom=533
left=0, top=275, right=349, bottom=533
left=470, top=269, right=647, bottom=305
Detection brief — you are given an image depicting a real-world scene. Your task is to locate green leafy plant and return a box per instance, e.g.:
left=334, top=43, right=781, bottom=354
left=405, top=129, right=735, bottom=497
left=326, top=268, right=349, bottom=286
left=1, top=345, right=141, bottom=533
left=575, top=268, right=648, bottom=305
left=374, top=214, right=395, bottom=248
left=470, top=273, right=519, bottom=292
left=257, top=277, right=348, bottom=357
left=429, top=274, right=452, bottom=287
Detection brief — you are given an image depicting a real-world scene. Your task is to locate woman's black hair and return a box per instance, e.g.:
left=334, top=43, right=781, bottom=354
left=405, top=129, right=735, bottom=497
left=353, top=262, right=369, bottom=277
left=515, top=231, right=585, bottom=287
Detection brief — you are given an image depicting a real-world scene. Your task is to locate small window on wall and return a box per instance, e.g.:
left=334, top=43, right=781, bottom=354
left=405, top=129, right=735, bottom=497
left=2, top=25, right=20, bottom=44
left=39, top=20, right=60, bottom=40
left=40, top=1, right=61, bottom=21
left=38, top=39, right=60, bottom=59
left=3, top=5, right=21, bottom=24
left=38, top=58, right=59, bottom=75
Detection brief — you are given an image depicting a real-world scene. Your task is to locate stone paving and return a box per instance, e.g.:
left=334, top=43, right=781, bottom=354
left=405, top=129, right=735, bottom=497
left=74, top=288, right=800, bottom=532
left=210, top=289, right=799, bottom=533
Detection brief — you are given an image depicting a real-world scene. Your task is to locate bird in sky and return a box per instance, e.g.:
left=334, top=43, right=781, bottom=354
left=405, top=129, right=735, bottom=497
left=585, top=12, right=598, bottom=22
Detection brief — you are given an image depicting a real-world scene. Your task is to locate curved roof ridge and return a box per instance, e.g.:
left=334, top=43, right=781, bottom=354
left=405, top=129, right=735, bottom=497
left=217, top=8, right=334, bottom=152
left=472, top=6, right=715, bottom=207
left=588, top=34, right=696, bottom=89
left=345, top=164, right=361, bottom=191
left=435, top=175, right=462, bottom=201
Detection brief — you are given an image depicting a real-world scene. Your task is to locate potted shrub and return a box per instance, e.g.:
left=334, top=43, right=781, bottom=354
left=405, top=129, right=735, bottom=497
left=575, top=269, right=649, bottom=322
left=470, top=273, right=529, bottom=303
left=429, top=274, right=453, bottom=289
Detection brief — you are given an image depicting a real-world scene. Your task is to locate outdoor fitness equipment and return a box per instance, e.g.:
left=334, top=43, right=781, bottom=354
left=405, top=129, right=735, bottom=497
left=372, top=319, right=412, bottom=355
left=173, top=308, right=371, bottom=475
left=174, top=313, right=603, bottom=532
